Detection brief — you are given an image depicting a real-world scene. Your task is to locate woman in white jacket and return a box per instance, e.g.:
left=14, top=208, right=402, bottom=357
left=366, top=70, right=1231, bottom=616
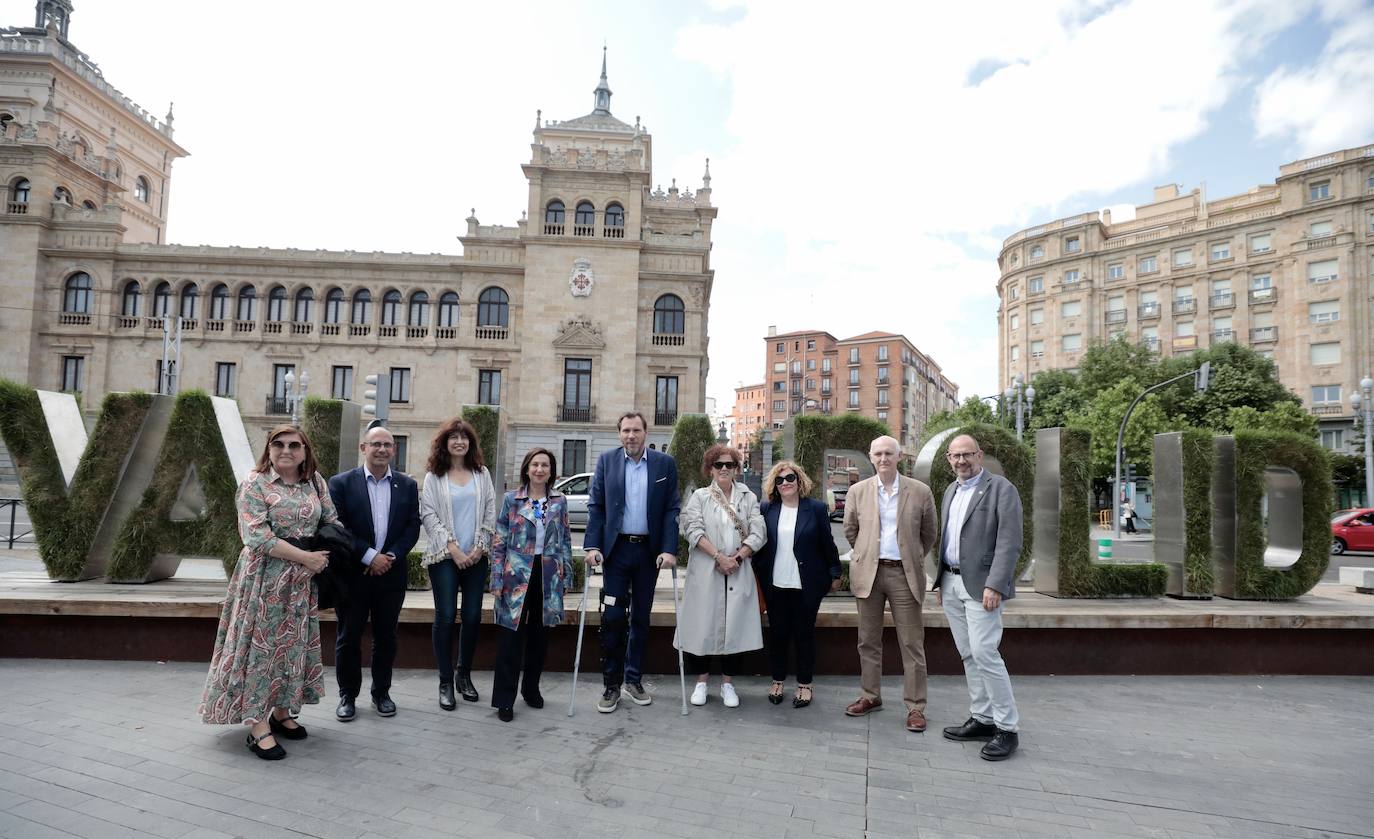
left=419, top=417, right=496, bottom=709
left=675, top=443, right=766, bottom=708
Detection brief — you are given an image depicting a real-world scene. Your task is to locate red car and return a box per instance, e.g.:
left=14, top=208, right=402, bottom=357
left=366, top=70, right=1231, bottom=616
left=1331, top=508, right=1374, bottom=555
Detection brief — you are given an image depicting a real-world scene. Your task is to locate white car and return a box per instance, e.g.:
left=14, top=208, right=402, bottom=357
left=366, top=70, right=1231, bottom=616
left=554, top=472, right=593, bottom=528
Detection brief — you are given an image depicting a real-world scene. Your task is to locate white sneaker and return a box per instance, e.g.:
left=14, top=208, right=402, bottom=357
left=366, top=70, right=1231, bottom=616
left=721, top=682, right=740, bottom=708
left=690, top=681, right=708, bottom=706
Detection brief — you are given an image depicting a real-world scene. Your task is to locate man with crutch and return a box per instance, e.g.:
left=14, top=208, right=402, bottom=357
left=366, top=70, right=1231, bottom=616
left=583, top=412, right=681, bottom=714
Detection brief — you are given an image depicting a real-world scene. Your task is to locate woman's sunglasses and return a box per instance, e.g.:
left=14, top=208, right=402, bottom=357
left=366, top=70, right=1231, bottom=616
left=777, top=473, right=798, bottom=484
left=712, top=462, right=737, bottom=470
left=269, top=440, right=305, bottom=452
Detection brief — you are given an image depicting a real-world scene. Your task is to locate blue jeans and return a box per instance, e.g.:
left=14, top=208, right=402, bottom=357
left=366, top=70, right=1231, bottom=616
left=599, top=537, right=657, bottom=688
left=428, top=556, right=488, bottom=683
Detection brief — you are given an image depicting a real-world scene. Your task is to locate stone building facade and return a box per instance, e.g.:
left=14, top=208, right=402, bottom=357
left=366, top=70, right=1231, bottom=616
left=0, top=9, right=715, bottom=483
left=757, top=328, right=959, bottom=456
left=997, top=145, right=1374, bottom=451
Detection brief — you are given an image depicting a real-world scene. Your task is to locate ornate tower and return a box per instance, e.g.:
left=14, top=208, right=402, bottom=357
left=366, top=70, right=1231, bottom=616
left=34, top=0, right=72, bottom=38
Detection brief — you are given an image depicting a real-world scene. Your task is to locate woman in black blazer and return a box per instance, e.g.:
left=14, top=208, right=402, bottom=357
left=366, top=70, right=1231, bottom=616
left=754, top=460, right=842, bottom=708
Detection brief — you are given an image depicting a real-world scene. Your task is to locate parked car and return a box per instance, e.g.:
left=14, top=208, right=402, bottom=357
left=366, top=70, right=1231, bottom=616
left=829, top=487, right=847, bottom=522
left=1331, top=508, right=1374, bottom=554
left=554, top=472, right=593, bottom=529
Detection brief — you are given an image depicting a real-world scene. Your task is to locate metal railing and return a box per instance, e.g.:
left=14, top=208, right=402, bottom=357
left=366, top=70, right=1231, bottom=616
left=557, top=404, right=595, bottom=423
left=655, top=410, right=678, bottom=426
left=265, top=395, right=290, bottom=415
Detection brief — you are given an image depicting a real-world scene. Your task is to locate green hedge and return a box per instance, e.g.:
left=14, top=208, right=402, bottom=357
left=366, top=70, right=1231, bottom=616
left=462, top=405, right=500, bottom=470
left=670, top=414, right=717, bottom=565
left=926, top=423, right=1034, bottom=578
left=1232, top=430, right=1331, bottom=599
left=1179, top=428, right=1215, bottom=595
left=302, top=397, right=343, bottom=478
left=791, top=413, right=890, bottom=501
left=0, top=381, right=151, bottom=581
left=107, top=391, right=242, bottom=580
left=1054, top=427, right=1167, bottom=597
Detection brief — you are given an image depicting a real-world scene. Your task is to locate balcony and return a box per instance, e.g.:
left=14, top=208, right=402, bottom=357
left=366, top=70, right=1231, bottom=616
left=1308, top=272, right=1338, bottom=285
left=1142, top=338, right=1161, bottom=353
left=1105, top=309, right=1128, bottom=324
left=263, top=321, right=284, bottom=335
left=58, top=312, right=91, bottom=326
left=1209, top=292, right=1235, bottom=310
left=652, top=332, right=686, bottom=347
left=6, top=201, right=29, bottom=214
left=1138, top=302, right=1161, bottom=319
left=234, top=320, right=256, bottom=334
left=180, top=319, right=198, bottom=332
left=1210, top=329, right=1234, bottom=342
left=557, top=404, right=596, bottom=423
left=543, top=223, right=564, bottom=235
left=1172, top=335, right=1199, bottom=351
left=475, top=325, right=508, bottom=340
left=654, top=409, right=678, bottom=426
left=1250, top=326, right=1278, bottom=343
left=604, top=226, right=625, bottom=239
left=436, top=326, right=457, bottom=340
left=379, top=325, right=398, bottom=338
left=264, top=396, right=289, bottom=415
left=291, top=321, right=313, bottom=335
left=1306, top=236, right=1337, bottom=250
left=206, top=319, right=227, bottom=333
left=407, top=326, right=428, bottom=339
left=1311, top=404, right=1344, bottom=416
left=573, top=225, right=595, bottom=237
left=1172, top=298, right=1196, bottom=315
left=115, top=316, right=138, bottom=329
left=348, top=323, right=370, bottom=337
left=1249, top=287, right=1277, bottom=305
left=321, top=323, right=340, bottom=336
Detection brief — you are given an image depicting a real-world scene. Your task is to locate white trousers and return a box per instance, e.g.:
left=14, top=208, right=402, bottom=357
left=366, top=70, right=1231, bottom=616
left=941, top=573, right=1019, bottom=732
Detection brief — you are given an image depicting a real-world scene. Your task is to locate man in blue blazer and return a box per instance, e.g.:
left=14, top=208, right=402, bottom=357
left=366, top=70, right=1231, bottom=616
left=327, top=426, right=421, bottom=721
left=583, top=411, right=680, bottom=713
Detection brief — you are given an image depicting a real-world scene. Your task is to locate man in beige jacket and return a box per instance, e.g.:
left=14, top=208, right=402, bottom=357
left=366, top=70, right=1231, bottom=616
left=843, top=435, right=938, bottom=732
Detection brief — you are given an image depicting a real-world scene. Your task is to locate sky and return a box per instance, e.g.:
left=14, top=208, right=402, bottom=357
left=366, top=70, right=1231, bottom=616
left=10, top=0, right=1373, bottom=413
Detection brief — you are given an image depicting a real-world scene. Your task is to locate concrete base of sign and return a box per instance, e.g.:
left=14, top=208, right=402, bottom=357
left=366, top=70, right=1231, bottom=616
left=1338, top=566, right=1374, bottom=594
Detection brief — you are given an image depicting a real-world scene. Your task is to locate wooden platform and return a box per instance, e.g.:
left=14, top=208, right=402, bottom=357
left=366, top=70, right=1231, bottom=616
left=3, top=570, right=1373, bottom=675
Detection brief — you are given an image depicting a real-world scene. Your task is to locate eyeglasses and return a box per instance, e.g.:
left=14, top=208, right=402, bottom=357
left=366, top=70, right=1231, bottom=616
left=777, top=473, right=798, bottom=484
left=948, top=451, right=979, bottom=461
left=366, top=441, right=394, bottom=449
left=712, top=462, right=737, bottom=470
left=269, top=440, right=304, bottom=452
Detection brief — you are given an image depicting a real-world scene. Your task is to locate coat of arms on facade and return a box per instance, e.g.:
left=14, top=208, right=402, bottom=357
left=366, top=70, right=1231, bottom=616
left=569, top=258, right=595, bottom=297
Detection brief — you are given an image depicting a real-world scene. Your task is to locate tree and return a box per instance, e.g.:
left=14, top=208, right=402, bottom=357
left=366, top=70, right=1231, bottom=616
left=1160, top=343, right=1299, bottom=431
left=1027, top=368, right=1085, bottom=435
left=922, top=396, right=997, bottom=444
left=1227, top=402, right=1319, bottom=437
left=1070, top=380, right=1172, bottom=478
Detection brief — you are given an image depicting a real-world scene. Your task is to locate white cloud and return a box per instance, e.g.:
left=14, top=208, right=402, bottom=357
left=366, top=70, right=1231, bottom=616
left=1253, top=0, right=1374, bottom=155
left=677, top=0, right=1321, bottom=410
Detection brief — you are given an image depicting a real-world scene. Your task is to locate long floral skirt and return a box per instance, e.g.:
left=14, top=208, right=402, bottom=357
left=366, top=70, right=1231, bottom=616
left=199, top=549, right=323, bottom=725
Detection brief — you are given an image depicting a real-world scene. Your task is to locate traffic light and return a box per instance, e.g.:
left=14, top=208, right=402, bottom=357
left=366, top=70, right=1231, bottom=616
left=363, top=372, right=391, bottom=427
left=1124, top=463, right=1137, bottom=485
left=1195, top=360, right=1211, bottom=392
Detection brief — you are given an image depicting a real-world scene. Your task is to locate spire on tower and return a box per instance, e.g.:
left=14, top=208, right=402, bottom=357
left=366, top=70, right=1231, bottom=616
left=592, top=46, right=613, bottom=115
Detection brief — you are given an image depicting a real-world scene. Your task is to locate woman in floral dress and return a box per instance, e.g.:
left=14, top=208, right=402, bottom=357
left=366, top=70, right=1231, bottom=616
left=200, top=425, right=336, bottom=760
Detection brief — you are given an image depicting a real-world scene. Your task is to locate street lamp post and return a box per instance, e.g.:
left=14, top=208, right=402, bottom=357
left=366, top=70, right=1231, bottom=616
left=1351, top=376, right=1374, bottom=505
left=1003, top=374, right=1035, bottom=441
left=284, top=369, right=311, bottom=427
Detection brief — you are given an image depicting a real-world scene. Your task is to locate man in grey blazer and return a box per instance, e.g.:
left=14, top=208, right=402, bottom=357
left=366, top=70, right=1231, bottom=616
left=933, top=434, right=1023, bottom=760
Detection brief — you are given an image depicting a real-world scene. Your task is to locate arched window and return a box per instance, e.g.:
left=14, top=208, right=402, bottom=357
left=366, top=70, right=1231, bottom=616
left=351, top=289, right=372, bottom=324
left=408, top=291, right=430, bottom=327
left=81, top=200, right=97, bottom=210
left=209, top=283, right=230, bottom=320
left=545, top=200, right=565, bottom=224
left=134, top=176, right=150, bottom=203
left=179, top=284, right=198, bottom=319
left=152, top=281, right=173, bottom=318
left=267, top=285, right=287, bottom=321
left=478, top=287, right=509, bottom=327
left=653, top=294, right=685, bottom=334
left=605, top=203, right=624, bottom=228
left=236, top=286, right=257, bottom=321
left=381, top=289, right=402, bottom=326
left=63, top=272, right=92, bottom=314
left=121, top=280, right=141, bottom=317
left=324, top=288, right=344, bottom=323
left=53, top=186, right=71, bottom=204
left=574, top=201, right=595, bottom=236
left=293, top=288, right=314, bottom=322
left=10, top=178, right=30, bottom=204
left=438, top=291, right=459, bottom=327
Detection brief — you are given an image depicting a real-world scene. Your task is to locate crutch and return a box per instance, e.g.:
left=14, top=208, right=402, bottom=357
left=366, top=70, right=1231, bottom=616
left=567, top=585, right=589, bottom=718
left=670, top=564, right=689, bottom=716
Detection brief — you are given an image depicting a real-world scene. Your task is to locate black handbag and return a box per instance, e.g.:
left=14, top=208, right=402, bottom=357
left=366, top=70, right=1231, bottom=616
left=288, top=475, right=363, bottom=611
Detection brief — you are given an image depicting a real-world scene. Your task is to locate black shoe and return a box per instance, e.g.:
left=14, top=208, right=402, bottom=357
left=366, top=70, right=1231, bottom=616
left=980, top=730, right=1019, bottom=761
left=335, top=695, right=356, bottom=722
left=269, top=714, right=307, bottom=741
left=498, top=707, right=514, bottom=722
left=246, top=731, right=285, bottom=760
left=522, top=690, right=545, bottom=709
left=943, top=717, right=998, bottom=741
left=457, top=672, right=479, bottom=703
left=439, top=682, right=456, bottom=711
left=372, top=695, right=397, bottom=717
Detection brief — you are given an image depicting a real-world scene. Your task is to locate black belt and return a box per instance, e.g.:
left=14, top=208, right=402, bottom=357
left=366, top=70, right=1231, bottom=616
left=878, top=559, right=903, bottom=567
left=945, top=564, right=961, bottom=575
left=621, top=534, right=648, bottom=544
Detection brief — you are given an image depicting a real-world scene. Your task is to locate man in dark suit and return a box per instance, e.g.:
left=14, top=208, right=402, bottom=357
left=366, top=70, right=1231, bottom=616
left=583, top=411, right=680, bottom=713
left=328, top=426, right=421, bottom=721
left=934, top=433, right=1024, bottom=761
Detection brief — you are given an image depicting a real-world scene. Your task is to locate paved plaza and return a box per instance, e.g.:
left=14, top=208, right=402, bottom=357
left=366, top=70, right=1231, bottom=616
left=0, top=661, right=1369, bottom=839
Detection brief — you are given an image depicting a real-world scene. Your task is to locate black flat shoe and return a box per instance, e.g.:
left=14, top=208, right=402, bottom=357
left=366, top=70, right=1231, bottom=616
left=768, top=681, right=785, bottom=705
left=457, top=672, right=479, bottom=703
left=269, top=714, right=307, bottom=741
left=980, top=730, right=1019, bottom=761
left=522, top=691, right=544, bottom=709
left=372, top=695, right=397, bottom=717
left=497, top=707, right=514, bottom=722
left=335, top=695, right=356, bottom=722
left=246, top=731, right=285, bottom=760
left=439, top=682, right=456, bottom=711
left=792, top=685, right=813, bottom=709
left=943, top=717, right=998, bottom=742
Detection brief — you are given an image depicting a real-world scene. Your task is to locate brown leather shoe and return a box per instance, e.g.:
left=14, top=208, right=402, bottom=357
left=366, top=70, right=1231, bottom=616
left=844, top=697, right=882, bottom=717
left=905, top=709, right=927, bottom=732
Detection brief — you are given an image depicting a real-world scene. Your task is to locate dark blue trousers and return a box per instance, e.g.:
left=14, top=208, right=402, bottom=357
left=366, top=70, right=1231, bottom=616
left=600, top=537, right=656, bottom=688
